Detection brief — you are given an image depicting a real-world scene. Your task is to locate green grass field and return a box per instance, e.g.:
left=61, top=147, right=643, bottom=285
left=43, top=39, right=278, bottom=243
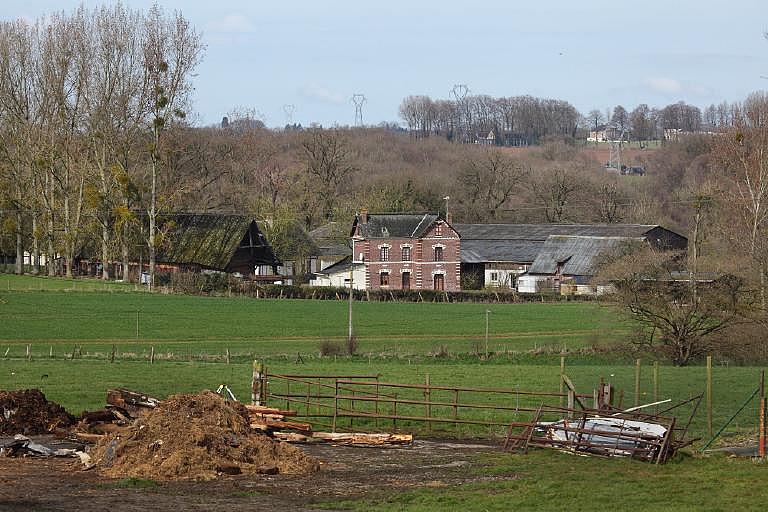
left=1, top=273, right=767, bottom=511
left=0, top=274, right=625, bottom=360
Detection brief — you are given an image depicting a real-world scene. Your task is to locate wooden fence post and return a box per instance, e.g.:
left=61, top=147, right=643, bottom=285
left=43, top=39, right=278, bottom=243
left=49, top=346, right=53, bottom=359
left=634, top=358, right=641, bottom=407
left=332, top=378, right=339, bottom=432
left=26, top=344, right=30, bottom=362
left=425, top=374, right=432, bottom=432
left=150, top=346, right=155, bottom=364
left=706, top=355, right=713, bottom=438
left=251, top=360, right=264, bottom=406
left=559, top=356, right=565, bottom=408
left=110, top=344, right=116, bottom=363
left=225, top=348, right=230, bottom=364
left=653, top=361, right=659, bottom=412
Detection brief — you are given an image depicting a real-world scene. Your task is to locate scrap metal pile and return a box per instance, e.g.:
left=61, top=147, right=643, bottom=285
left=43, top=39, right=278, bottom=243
left=504, top=396, right=701, bottom=464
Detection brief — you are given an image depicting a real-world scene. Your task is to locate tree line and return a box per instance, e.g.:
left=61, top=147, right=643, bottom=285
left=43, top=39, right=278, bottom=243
left=399, top=92, right=759, bottom=145
left=0, top=4, right=202, bottom=284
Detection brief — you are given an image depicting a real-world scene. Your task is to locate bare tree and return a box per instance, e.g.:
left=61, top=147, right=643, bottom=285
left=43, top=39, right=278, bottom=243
left=455, top=149, right=527, bottom=221
left=531, top=168, right=578, bottom=223
left=142, top=5, right=203, bottom=288
left=301, top=129, right=356, bottom=222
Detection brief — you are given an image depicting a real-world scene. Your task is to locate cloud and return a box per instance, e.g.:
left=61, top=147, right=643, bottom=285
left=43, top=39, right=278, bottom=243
left=206, top=13, right=256, bottom=34
left=300, top=82, right=346, bottom=105
left=644, top=77, right=684, bottom=94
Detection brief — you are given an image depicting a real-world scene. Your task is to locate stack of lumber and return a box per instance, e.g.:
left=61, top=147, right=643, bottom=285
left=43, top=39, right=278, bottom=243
left=245, top=405, right=312, bottom=434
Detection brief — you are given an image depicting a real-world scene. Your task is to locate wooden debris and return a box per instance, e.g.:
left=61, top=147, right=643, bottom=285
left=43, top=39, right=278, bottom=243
left=106, top=389, right=159, bottom=417
left=75, top=432, right=106, bottom=443
left=273, top=431, right=413, bottom=446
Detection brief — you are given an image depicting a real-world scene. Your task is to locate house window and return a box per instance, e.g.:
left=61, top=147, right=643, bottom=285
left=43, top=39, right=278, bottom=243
left=402, top=246, right=411, bottom=261
left=380, top=272, right=389, bottom=287
left=490, top=272, right=498, bottom=282
left=435, top=224, right=442, bottom=236
left=380, top=246, right=389, bottom=262
left=434, top=246, right=443, bottom=261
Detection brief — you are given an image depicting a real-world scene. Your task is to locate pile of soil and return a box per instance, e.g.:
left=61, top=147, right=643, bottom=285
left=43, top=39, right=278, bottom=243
left=92, top=391, right=318, bottom=481
left=0, top=389, right=75, bottom=435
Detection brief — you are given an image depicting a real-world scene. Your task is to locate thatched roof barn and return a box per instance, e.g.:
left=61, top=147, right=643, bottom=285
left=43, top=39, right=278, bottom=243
left=156, top=214, right=280, bottom=274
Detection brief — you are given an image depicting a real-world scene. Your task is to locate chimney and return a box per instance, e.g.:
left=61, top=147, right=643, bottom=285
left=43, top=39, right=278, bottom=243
left=359, top=208, right=368, bottom=224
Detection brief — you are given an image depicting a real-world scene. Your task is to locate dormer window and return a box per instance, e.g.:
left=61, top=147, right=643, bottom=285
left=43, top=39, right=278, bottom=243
left=381, top=227, right=389, bottom=237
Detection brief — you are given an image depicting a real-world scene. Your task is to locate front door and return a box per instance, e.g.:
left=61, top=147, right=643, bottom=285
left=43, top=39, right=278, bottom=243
left=433, top=274, right=444, bottom=291
left=402, top=272, right=411, bottom=290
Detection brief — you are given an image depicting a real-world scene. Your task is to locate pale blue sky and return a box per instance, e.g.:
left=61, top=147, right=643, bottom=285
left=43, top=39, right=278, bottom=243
left=5, top=1, right=767, bottom=127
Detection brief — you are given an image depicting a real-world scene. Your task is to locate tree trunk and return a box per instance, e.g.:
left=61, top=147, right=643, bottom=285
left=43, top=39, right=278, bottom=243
left=31, top=213, right=40, bottom=275
left=101, top=223, right=110, bottom=280
left=15, top=210, right=23, bottom=275
left=148, top=127, right=159, bottom=291
left=121, top=242, right=129, bottom=282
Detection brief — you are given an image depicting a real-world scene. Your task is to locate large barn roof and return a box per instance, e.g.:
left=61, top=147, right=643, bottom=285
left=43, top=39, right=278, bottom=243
left=455, top=223, right=661, bottom=241
left=455, top=223, right=685, bottom=264
left=157, top=214, right=279, bottom=271
left=354, top=213, right=439, bottom=239
left=461, top=239, right=543, bottom=264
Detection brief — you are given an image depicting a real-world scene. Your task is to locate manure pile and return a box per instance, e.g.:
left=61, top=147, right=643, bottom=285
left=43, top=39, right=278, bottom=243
left=0, top=389, right=74, bottom=435
left=93, top=391, right=318, bottom=480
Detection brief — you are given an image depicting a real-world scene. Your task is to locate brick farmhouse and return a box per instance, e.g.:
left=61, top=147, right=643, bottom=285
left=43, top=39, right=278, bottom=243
left=350, top=210, right=460, bottom=291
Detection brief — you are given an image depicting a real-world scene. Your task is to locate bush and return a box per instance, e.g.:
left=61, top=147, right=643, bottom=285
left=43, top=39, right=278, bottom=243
left=319, top=340, right=342, bottom=356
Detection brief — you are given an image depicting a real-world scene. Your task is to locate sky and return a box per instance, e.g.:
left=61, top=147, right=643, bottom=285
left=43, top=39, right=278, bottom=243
left=4, top=1, right=768, bottom=128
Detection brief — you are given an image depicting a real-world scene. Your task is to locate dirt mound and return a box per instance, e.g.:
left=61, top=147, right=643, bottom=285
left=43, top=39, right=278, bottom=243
left=92, top=391, right=318, bottom=481
left=0, top=389, right=75, bottom=435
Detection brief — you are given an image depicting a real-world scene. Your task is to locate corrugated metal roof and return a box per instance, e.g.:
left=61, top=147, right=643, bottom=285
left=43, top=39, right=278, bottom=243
left=528, top=236, right=634, bottom=276
left=455, top=223, right=660, bottom=241
left=357, top=213, right=439, bottom=239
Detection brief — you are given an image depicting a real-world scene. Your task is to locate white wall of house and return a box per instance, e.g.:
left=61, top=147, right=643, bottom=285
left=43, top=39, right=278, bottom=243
left=517, top=274, right=552, bottom=293
left=311, top=266, right=366, bottom=289
left=484, top=263, right=527, bottom=289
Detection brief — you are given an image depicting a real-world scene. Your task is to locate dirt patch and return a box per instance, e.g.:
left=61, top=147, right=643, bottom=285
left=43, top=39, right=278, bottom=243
left=0, top=439, right=502, bottom=511
left=0, top=389, right=74, bottom=435
left=91, top=391, right=318, bottom=481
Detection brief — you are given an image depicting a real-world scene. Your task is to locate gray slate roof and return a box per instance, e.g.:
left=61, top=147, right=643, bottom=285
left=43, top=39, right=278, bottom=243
left=314, top=255, right=362, bottom=276
left=309, top=222, right=351, bottom=257
left=461, top=239, right=543, bottom=264
left=356, top=213, right=439, bottom=239
left=455, top=223, right=667, bottom=264
left=455, top=223, right=661, bottom=240
left=528, top=236, right=633, bottom=276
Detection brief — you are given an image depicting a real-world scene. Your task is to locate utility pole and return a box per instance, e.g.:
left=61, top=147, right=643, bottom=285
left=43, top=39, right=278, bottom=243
left=348, top=267, right=354, bottom=344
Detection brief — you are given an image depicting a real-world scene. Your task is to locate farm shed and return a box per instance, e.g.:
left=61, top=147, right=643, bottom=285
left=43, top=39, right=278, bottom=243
left=526, top=235, right=631, bottom=294
left=139, top=214, right=281, bottom=279
left=454, top=223, right=687, bottom=290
